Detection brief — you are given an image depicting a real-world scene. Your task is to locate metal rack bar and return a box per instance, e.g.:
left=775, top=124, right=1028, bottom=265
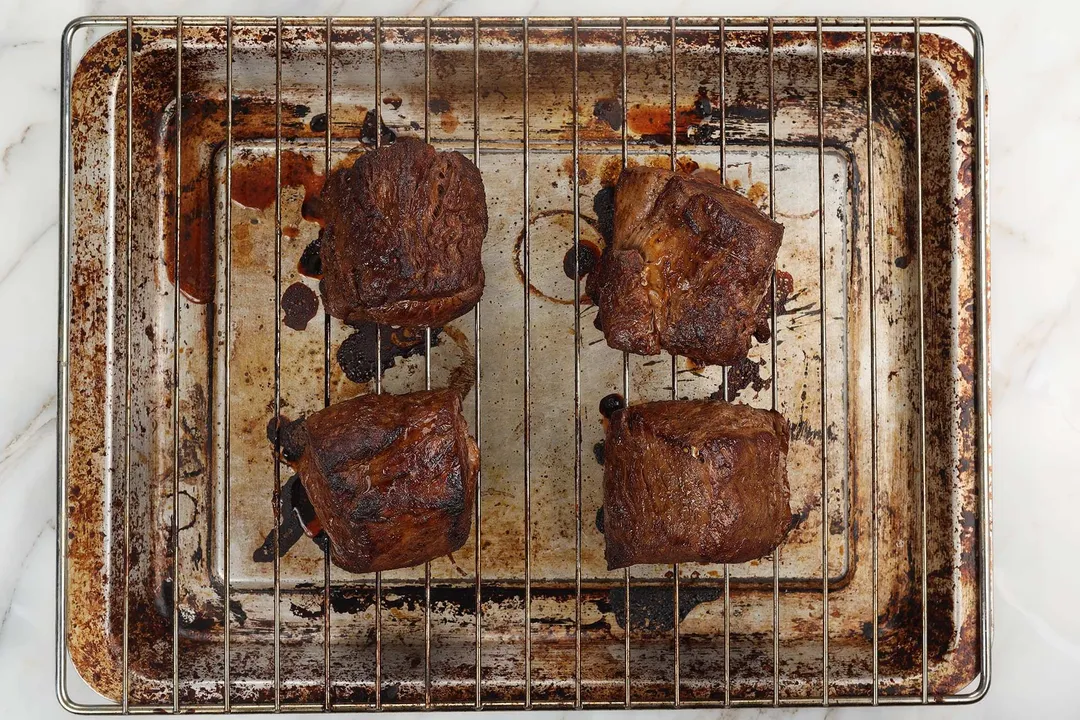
left=767, top=18, right=781, bottom=707
left=619, top=15, right=631, bottom=711
left=973, top=20, right=992, bottom=703
left=272, top=17, right=284, bottom=713
left=570, top=17, right=583, bottom=709
left=373, top=15, right=384, bottom=712
left=56, top=19, right=74, bottom=713
left=913, top=18, right=929, bottom=704
left=816, top=15, right=829, bottom=708
left=521, top=16, right=533, bottom=710
left=171, top=17, right=182, bottom=714
left=122, top=17, right=133, bottom=715
left=865, top=17, right=881, bottom=706
left=224, top=15, right=234, bottom=713
left=423, top=16, right=434, bottom=710
left=49, top=691, right=1009, bottom=715
left=473, top=16, right=484, bottom=710
left=718, top=15, right=732, bottom=710
left=321, top=15, right=333, bottom=712
left=64, top=15, right=992, bottom=29
left=667, top=17, right=681, bottom=708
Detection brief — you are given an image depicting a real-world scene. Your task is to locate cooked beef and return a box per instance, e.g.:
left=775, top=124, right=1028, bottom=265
left=319, top=137, right=488, bottom=328
left=287, top=389, right=479, bottom=573
left=586, top=166, right=783, bottom=366
left=602, top=399, right=792, bottom=569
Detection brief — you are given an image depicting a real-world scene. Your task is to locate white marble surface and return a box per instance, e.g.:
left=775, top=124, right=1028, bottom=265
left=1, top=0, right=1076, bottom=717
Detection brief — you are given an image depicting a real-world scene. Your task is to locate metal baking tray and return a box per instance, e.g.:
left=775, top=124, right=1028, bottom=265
left=58, top=15, right=990, bottom=712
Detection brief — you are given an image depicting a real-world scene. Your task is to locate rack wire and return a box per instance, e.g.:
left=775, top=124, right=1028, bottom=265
left=58, top=15, right=990, bottom=713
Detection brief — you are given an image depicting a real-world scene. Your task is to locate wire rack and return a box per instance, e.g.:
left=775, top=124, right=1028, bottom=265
left=58, top=15, right=990, bottom=713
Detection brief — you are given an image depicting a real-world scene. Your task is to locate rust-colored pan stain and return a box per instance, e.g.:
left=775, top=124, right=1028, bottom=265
left=625, top=104, right=702, bottom=143
left=439, top=110, right=460, bottom=133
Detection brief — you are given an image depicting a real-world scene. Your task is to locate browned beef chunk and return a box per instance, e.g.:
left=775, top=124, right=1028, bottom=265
left=289, top=389, right=479, bottom=573
left=602, top=399, right=792, bottom=570
left=320, top=137, right=487, bottom=328
left=587, top=166, right=783, bottom=366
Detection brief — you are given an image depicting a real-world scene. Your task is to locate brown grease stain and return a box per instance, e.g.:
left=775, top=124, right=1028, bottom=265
left=561, top=154, right=600, bottom=185
left=676, top=156, right=700, bottom=174
left=162, top=94, right=355, bottom=304
left=231, top=150, right=325, bottom=211
left=747, top=181, right=769, bottom=207
left=439, top=112, right=460, bottom=133
left=599, top=156, right=624, bottom=187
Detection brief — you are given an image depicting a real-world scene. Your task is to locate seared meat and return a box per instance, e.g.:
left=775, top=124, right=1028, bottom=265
left=587, top=166, right=783, bottom=366
left=286, top=389, right=479, bottom=574
left=602, top=399, right=792, bottom=569
left=320, top=137, right=488, bottom=328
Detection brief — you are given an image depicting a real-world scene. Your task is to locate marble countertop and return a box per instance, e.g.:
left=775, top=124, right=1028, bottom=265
left=2, top=0, right=1076, bottom=717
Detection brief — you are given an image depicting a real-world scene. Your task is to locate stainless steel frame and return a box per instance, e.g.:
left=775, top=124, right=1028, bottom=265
left=58, top=15, right=990, bottom=712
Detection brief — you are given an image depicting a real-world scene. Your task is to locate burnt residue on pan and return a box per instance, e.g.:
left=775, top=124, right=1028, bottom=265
left=337, top=323, right=443, bottom=385
left=511, top=210, right=603, bottom=306
left=297, top=233, right=322, bottom=278
left=281, top=281, right=319, bottom=331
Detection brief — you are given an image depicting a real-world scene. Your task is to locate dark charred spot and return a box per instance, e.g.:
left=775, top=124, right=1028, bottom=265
left=410, top=120, right=421, bottom=130
left=595, top=506, right=605, bottom=533
left=301, top=194, right=324, bottom=223
left=337, top=325, right=384, bottom=383
left=753, top=301, right=772, bottom=343
left=600, top=393, right=626, bottom=419
left=776, top=270, right=794, bottom=307
left=231, top=96, right=253, bottom=116
left=361, top=109, right=397, bottom=146
left=592, top=440, right=605, bottom=466
left=298, top=236, right=323, bottom=278
left=309, top=112, right=327, bottom=133
left=725, top=356, right=771, bottom=399
left=593, top=98, right=623, bottom=130
left=131, top=32, right=144, bottom=51
left=752, top=270, right=795, bottom=340
left=429, top=97, right=451, bottom=114
left=253, top=475, right=322, bottom=562
left=592, top=186, right=616, bottom=242
left=337, top=322, right=440, bottom=384
left=282, top=282, right=319, bottom=331
left=682, top=207, right=702, bottom=235
left=693, top=93, right=712, bottom=119
left=293, top=104, right=311, bottom=118
left=563, top=240, right=600, bottom=279
left=894, top=255, right=910, bottom=269
left=279, top=418, right=308, bottom=463
left=349, top=492, right=382, bottom=522
left=266, top=414, right=290, bottom=445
